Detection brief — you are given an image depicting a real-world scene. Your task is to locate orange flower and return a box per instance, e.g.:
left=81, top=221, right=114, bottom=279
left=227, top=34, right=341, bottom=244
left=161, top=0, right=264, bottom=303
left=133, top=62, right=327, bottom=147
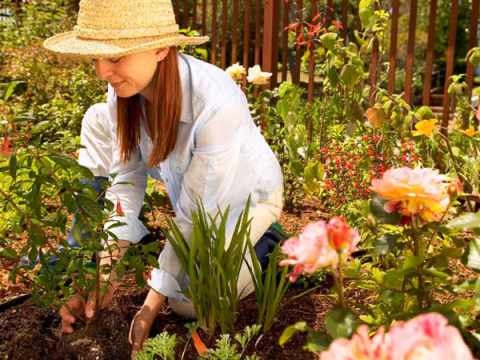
left=459, top=125, right=480, bottom=138
left=116, top=202, right=124, bottom=216
left=412, top=119, right=436, bottom=138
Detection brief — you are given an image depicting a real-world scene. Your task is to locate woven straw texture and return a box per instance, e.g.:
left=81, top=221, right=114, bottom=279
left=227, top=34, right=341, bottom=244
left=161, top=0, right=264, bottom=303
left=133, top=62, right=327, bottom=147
left=43, top=0, right=209, bottom=58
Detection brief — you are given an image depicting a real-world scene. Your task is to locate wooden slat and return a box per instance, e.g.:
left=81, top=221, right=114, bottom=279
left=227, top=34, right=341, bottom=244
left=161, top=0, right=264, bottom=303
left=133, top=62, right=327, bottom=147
left=174, top=0, right=179, bottom=23
left=183, top=0, right=188, bottom=28
left=441, top=0, right=460, bottom=137
left=422, top=0, right=438, bottom=106
left=356, top=0, right=361, bottom=32
left=369, top=39, right=379, bottom=105
left=211, top=0, right=217, bottom=65
left=202, top=0, right=207, bottom=49
left=388, top=0, right=400, bottom=94
left=294, top=0, right=303, bottom=85
left=192, top=0, right=197, bottom=29
left=282, top=0, right=290, bottom=82
left=467, top=0, right=480, bottom=94
left=341, top=0, right=348, bottom=41
left=242, top=0, right=251, bottom=91
left=254, top=0, right=263, bottom=98
left=262, top=0, right=280, bottom=90
left=307, top=0, right=317, bottom=140
left=221, top=0, right=228, bottom=69
left=232, top=0, right=238, bottom=63
left=404, top=0, right=418, bottom=104
left=326, top=0, right=333, bottom=28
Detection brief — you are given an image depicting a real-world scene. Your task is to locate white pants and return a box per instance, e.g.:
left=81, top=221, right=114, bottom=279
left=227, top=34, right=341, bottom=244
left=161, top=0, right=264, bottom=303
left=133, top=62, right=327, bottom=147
left=78, top=103, right=283, bottom=318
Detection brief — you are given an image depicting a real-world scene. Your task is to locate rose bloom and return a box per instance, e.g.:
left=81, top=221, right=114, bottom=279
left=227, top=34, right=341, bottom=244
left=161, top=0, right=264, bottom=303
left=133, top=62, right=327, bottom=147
left=371, top=167, right=450, bottom=223
left=279, top=218, right=359, bottom=282
left=247, top=65, right=272, bottom=85
left=225, top=63, right=245, bottom=82
left=320, top=313, right=473, bottom=360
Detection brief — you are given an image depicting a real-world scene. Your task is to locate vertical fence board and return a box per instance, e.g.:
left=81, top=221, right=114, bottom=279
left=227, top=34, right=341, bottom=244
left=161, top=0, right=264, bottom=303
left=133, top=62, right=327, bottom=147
left=183, top=0, right=188, bottom=28
left=221, top=0, right=228, bottom=69
left=326, top=0, right=333, bottom=28
left=341, top=0, right=348, bottom=41
left=192, top=0, right=197, bottom=28
left=404, top=0, right=418, bottom=104
left=232, top=0, right=238, bottom=63
left=262, top=0, right=280, bottom=90
left=467, top=0, right=480, bottom=94
left=441, top=0, right=460, bottom=136
left=242, top=0, right=251, bottom=91
left=202, top=0, right=207, bottom=50
left=388, top=0, right=400, bottom=94
left=369, top=2, right=379, bottom=105
left=294, top=0, right=303, bottom=85
left=174, top=0, right=179, bottom=23
left=254, top=0, right=263, bottom=97
left=282, top=1, right=290, bottom=82
left=423, top=0, right=438, bottom=106
left=211, top=0, right=217, bottom=64
left=307, top=0, right=317, bottom=140
left=356, top=0, right=361, bottom=32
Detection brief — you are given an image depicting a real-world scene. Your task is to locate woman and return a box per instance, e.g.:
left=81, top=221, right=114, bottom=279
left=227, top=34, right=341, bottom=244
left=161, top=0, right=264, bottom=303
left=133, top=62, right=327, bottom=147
left=43, top=0, right=283, bottom=352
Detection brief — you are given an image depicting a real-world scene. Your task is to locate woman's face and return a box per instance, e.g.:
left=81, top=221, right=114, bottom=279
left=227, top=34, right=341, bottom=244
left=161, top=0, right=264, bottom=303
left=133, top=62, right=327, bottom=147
left=92, top=47, right=169, bottom=101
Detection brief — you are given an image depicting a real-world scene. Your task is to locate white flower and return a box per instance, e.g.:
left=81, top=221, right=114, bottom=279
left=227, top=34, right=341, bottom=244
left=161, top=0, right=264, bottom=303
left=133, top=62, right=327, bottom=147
left=247, top=65, right=272, bottom=85
left=225, top=63, right=246, bottom=82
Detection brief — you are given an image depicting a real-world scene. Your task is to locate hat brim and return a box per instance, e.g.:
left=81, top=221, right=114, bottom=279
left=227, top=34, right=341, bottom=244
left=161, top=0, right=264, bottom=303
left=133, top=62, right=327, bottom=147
left=43, top=31, right=209, bottom=59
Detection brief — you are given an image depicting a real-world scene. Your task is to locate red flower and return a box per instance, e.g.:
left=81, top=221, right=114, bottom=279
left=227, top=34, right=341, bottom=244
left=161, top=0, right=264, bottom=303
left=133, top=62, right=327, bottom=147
left=116, top=201, right=124, bottom=216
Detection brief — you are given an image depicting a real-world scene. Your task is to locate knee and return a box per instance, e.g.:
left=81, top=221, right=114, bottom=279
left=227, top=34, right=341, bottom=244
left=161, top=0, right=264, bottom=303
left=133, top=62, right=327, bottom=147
left=81, top=103, right=109, bottom=134
left=169, top=298, right=197, bottom=319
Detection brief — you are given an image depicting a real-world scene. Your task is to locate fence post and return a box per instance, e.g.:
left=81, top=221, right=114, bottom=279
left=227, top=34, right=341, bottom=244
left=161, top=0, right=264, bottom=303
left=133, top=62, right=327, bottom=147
left=404, top=0, right=419, bottom=104
left=423, top=0, right=438, bottom=106
left=262, top=0, right=280, bottom=90
left=388, top=0, right=399, bottom=94
left=466, top=0, right=480, bottom=97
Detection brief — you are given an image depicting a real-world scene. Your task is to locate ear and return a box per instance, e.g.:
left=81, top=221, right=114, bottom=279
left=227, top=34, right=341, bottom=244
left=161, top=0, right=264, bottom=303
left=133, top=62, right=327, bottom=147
left=155, top=47, right=170, bottom=62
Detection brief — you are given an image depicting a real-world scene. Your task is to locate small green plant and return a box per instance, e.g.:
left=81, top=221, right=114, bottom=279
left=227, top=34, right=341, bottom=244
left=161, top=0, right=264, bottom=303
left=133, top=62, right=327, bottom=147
left=163, top=198, right=252, bottom=337
left=200, top=325, right=261, bottom=360
left=133, top=332, right=178, bottom=360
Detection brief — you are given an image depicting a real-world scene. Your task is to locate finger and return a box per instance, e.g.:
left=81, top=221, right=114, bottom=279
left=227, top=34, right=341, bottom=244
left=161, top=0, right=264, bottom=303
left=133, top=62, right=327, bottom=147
left=61, top=319, right=75, bottom=334
left=85, top=293, right=97, bottom=319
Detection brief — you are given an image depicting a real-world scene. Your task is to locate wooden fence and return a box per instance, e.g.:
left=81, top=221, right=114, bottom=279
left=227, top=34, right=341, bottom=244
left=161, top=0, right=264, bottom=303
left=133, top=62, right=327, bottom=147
left=174, top=0, right=480, bottom=125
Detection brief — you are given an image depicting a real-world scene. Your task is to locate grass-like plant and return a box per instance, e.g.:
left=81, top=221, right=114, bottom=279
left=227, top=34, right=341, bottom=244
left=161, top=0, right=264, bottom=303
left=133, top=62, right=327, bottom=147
left=163, top=198, right=252, bottom=337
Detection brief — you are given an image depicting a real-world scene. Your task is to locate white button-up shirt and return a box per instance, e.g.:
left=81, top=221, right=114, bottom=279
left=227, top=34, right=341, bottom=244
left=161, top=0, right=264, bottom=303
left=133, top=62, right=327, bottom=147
left=105, top=53, right=283, bottom=300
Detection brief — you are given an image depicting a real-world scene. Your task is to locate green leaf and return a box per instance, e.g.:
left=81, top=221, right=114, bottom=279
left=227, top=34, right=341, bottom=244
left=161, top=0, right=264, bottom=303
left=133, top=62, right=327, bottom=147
left=374, top=234, right=400, bottom=255
left=370, top=195, right=401, bottom=225
left=116, top=261, right=126, bottom=279
left=3, top=81, right=25, bottom=102
left=385, top=255, right=424, bottom=285
left=325, top=308, right=356, bottom=339
left=462, top=238, right=480, bottom=272
left=359, top=6, right=375, bottom=30
left=48, top=155, right=94, bottom=180
left=320, top=33, right=337, bottom=50
left=77, top=195, right=103, bottom=223
left=147, top=254, right=159, bottom=268
left=279, top=321, right=308, bottom=346
left=0, top=248, right=18, bottom=260
left=448, top=213, right=480, bottom=230
left=291, top=160, right=303, bottom=178
left=305, top=330, right=331, bottom=352
left=9, top=154, right=17, bottom=180
left=341, top=64, right=360, bottom=89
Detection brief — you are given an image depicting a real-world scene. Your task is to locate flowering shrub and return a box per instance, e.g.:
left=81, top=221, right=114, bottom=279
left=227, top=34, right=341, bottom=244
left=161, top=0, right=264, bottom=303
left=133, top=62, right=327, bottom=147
left=320, top=313, right=474, bottom=360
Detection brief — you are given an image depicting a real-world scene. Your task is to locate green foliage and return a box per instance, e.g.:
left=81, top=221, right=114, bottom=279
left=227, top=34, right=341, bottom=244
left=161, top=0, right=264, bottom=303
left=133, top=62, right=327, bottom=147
left=245, top=240, right=290, bottom=333
left=201, top=325, right=261, bottom=360
left=134, top=332, right=178, bottom=360
left=163, top=198, right=252, bottom=337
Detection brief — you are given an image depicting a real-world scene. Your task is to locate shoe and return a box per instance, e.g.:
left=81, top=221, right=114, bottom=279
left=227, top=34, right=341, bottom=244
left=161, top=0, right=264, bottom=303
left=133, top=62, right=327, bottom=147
left=19, top=176, right=107, bottom=268
left=253, top=222, right=290, bottom=271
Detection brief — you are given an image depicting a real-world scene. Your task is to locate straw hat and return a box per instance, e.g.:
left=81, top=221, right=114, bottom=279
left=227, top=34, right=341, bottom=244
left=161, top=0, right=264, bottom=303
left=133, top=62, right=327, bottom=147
left=43, top=0, right=209, bottom=59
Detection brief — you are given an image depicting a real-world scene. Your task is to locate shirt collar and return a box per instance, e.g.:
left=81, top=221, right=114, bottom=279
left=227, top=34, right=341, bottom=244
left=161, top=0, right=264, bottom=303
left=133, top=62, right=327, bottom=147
left=178, top=53, right=194, bottom=124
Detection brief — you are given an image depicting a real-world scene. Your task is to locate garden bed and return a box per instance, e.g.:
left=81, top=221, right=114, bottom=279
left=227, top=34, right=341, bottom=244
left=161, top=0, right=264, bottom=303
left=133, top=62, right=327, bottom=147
left=0, top=196, right=332, bottom=359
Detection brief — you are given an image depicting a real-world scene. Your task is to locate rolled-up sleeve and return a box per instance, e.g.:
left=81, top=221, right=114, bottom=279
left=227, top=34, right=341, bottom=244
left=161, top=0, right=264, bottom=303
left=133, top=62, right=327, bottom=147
left=149, top=91, right=252, bottom=300
left=104, top=85, right=149, bottom=244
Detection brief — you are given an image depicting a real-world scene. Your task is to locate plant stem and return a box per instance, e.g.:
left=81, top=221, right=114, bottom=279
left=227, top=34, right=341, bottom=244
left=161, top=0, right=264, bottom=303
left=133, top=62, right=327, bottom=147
left=410, top=214, right=427, bottom=309
left=333, top=252, right=345, bottom=308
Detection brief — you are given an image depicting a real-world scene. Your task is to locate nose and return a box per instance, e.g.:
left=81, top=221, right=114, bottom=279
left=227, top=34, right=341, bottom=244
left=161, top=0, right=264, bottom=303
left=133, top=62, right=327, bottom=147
left=93, top=59, right=115, bottom=81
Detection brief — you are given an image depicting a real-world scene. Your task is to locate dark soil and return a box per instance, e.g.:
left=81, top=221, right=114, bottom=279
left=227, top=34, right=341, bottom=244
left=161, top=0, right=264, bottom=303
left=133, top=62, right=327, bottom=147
left=55, top=308, right=131, bottom=360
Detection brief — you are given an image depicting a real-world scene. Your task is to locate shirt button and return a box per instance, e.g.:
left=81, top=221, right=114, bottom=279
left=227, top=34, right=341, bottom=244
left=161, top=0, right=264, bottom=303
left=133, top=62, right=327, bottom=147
left=176, top=167, right=181, bottom=171
left=165, top=178, right=169, bottom=183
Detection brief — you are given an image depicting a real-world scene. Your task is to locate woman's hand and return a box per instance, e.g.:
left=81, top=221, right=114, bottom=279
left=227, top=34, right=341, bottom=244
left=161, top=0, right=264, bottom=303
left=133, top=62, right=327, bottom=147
left=59, top=239, right=130, bottom=333
left=59, top=282, right=116, bottom=333
left=129, top=289, right=166, bottom=353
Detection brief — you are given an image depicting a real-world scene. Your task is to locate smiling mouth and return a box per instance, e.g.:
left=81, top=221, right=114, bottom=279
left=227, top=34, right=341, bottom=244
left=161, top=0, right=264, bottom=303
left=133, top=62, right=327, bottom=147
left=111, top=81, right=124, bottom=87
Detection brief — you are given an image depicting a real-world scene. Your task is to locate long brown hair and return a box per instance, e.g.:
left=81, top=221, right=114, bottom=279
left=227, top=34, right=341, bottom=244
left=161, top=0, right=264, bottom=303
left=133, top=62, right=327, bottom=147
left=116, top=47, right=182, bottom=168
